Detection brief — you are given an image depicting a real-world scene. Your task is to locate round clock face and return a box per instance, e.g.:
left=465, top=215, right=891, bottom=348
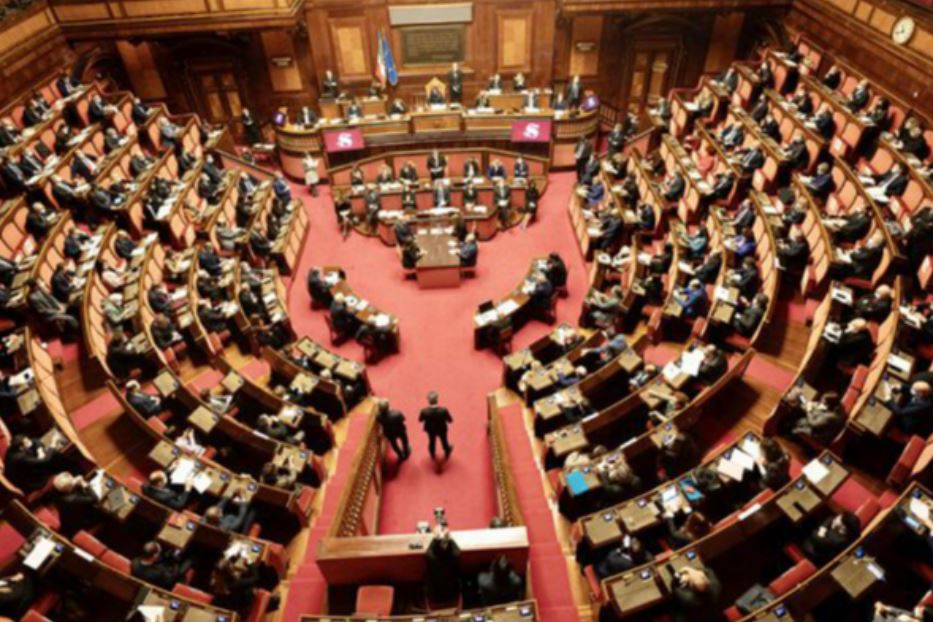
left=892, top=16, right=916, bottom=45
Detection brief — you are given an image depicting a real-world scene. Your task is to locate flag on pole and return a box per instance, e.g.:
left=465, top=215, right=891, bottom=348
left=376, top=31, right=398, bottom=88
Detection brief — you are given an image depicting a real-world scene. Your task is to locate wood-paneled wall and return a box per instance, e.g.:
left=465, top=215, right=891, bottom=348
left=0, top=1, right=75, bottom=105
left=786, top=0, right=933, bottom=113
left=303, top=0, right=557, bottom=104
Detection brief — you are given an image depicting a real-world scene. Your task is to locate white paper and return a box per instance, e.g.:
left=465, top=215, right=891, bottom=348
left=192, top=471, right=212, bottom=494
left=802, top=459, right=829, bottom=484
left=136, top=606, right=166, bottom=622
left=909, top=498, right=930, bottom=522
left=717, top=456, right=746, bottom=481
left=23, top=537, right=56, bottom=570
left=170, top=458, right=196, bottom=484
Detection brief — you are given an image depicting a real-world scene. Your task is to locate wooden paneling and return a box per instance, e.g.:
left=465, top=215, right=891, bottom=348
left=703, top=12, right=744, bottom=73
left=787, top=0, right=933, bottom=112
left=329, top=16, right=371, bottom=79
left=497, top=9, right=533, bottom=71
left=568, top=15, right=602, bottom=77
left=116, top=40, right=167, bottom=99
left=0, top=1, right=74, bottom=107
left=260, top=30, right=304, bottom=93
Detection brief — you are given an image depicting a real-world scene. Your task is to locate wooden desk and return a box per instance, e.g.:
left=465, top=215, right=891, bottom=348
left=830, top=554, right=883, bottom=600
left=582, top=511, right=624, bottom=548
left=157, top=513, right=196, bottom=550
left=415, top=231, right=461, bottom=289
left=608, top=570, right=664, bottom=616
left=316, top=526, right=529, bottom=585
left=410, top=110, right=462, bottom=133
left=776, top=480, right=822, bottom=523
left=619, top=498, right=662, bottom=533
left=548, top=425, right=588, bottom=459
left=854, top=396, right=892, bottom=437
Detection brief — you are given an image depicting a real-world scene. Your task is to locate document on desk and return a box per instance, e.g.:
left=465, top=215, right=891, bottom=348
left=662, top=362, right=682, bottom=382
left=740, top=436, right=761, bottom=461
left=88, top=469, right=108, bottom=500
left=909, top=498, right=930, bottom=522
left=802, top=459, right=829, bottom=485
left=136, top=606, right=166, bottom=622
left=170, top=457, right=197, bottom=485
left=717, top=454, right=746, bottom=482
left=23, top=537, right=56, bottom=570
left=498, top=299, right=520, bottom=315
left=475, top=310, right=499, bottom=326
left=374, top=314, right=391, bottom=328
left=680, top=349, right=704, bottom=377
left=192, top=471, right=213, bottom=494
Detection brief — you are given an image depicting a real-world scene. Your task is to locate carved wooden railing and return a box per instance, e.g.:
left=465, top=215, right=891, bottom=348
left=327, top=407, right=384, bottom=538
left=487, top=394, right=525, bottom=527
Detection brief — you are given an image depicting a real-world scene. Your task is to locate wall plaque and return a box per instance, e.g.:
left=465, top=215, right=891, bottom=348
left=400, top=25, right=465, bottom=65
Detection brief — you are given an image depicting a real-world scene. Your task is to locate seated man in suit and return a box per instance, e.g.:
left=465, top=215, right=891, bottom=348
left=150, top=313, right=184, bottom=351
left=106, top=329, right=149, bottom=378
left=787, top=389, right=844, bottom=445
left=808, top=103, right=837, bottom=139
left=845, top=79, right=871, bottom=112
left=126, top=380, right=164, bottom=417
left=131, top=541, right=194, bottom=590
left=826, top=204, right=872, bottom=243
left=674, top=279, right=708, bottom=319
left=427, top=86, right=446, bottom=105
left=727, top=227, right=757, bottom=261
left=0, top=119, right=22, bottom=148
left=822, top=65, right=842, bottom=90
left=697, top=344, right=728, bottom=384
left=727, top=256, right=760, bottom=299
left=662, top=172, right=685, bottom=202
left=4, top=434, right=63, bottom=492
left=204, top=494, right=256, bottom=534
left=853, top=284, right=893, bottom=322
left=833, top=230, right=885, bottom=280
left=736, top=141, right=765, bottom=174
left=802, top=511, right=860, bottom=564
left=527, top=272, right=554, bottom=315
left=27, top=278, right=79, bottom=337
left=329, top=292, right=357, bottom=340
left=671, top=565, right=723, bottom=622
left=783, top=131, right=810, bottom=171
left=142, top=469, right=193, bottom=510
left=486, top=158, right=506, bottom=180
left=884, top=380, right=932, bottom=436
left=459, top=233, right=478, bottom=268
left=732, top=292, right=769, bottom=337
left=759, top=114, right=781, bottom=142
left=866, top=163, right=908, bottom=200
left=801, top=162, right=834, bottom=201
left=776, top=227, right=809, bottom=272
left=52, top=472, right=103, bottom=535
left=708, top=172, right=735, bottom=202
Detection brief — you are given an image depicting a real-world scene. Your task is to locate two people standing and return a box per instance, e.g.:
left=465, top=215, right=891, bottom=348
left=376, top=391, right=453, bottom=463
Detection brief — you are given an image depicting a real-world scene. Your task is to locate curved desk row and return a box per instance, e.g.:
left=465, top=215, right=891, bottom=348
left=275, top=107, right=599, bottom=180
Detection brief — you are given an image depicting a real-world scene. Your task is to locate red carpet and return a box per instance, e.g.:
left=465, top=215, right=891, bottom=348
left=281, top=172, right=588, bottom=620
left=285, top=172, right=588, bottom=533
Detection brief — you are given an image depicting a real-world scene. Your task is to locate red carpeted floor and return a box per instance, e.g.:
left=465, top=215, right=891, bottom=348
left=281, top=172, right=589, bottom=620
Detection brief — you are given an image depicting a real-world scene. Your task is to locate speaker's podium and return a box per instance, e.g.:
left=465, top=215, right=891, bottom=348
left=411, top=77, right=461, bottom=133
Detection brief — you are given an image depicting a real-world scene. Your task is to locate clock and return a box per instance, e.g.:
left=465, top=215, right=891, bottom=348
left=891, top=16, right=916, bottom=45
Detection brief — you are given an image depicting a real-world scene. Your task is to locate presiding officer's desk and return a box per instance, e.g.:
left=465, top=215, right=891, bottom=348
left=316, top=526, right=530, bottom=585
left=301, top=600, right=538, bottom=622
left=275, top=100, right=598, bottom=180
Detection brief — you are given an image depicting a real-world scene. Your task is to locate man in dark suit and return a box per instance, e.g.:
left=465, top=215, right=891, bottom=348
left=51, top=472, right=102, bottom=535
left=27, top=278, right=78, bottom=336
left=573, top=136, right=592, bottom=181
left=131, top=541, right=193, bottom=590
left=126, top=380, right=164, bottom=417
left=459, top=233, right=478, bottom=267
left=204, top=495, right=255, bottom=534
left=376, top=398, right=411, bottom=460
left=738, top=143, right=765, bottom=174
left=427, top=150, right=447, bottom=181
left=565, top=75, right=583, bottom=108
left=885, top=381, right=932, bottom=436
left=56, top=72, right=81, bottom=98
left=803, top=162, right=834, bottom=201
left=607, top=123, right=626, bottom=157
left=142, top=469, right=192, bottom=510
left=871, top=164, right=908, bottom=198
left=783, top=132, right=810, bottom=171
left=830, top=205, right=872, bottom=243
left=329, top=292, right=356, bottom=340
left=810, top=103, right=836, bottom=139
left=322, top=69, right=339, bottom=98
left=448, top=63, right=463, bottom=103
left=733, top=293, right=769, bottom=337
left=708, top=172, right=735, bottom=202
left=4, top=435, right=61, bottom=491
left=802, top=512, right=859, bottom=564
left=419, top=391, right=453, bottom=460
left=845, top=79, right=871, bottom=112
left=0, top=119, right=22, bottom=147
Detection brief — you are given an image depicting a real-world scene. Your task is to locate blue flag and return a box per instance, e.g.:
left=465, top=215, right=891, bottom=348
left=377, top=31, right=398, bottom=87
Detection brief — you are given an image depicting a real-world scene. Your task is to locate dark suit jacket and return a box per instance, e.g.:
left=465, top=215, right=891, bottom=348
left=419, top=405, right=452, bottom=434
